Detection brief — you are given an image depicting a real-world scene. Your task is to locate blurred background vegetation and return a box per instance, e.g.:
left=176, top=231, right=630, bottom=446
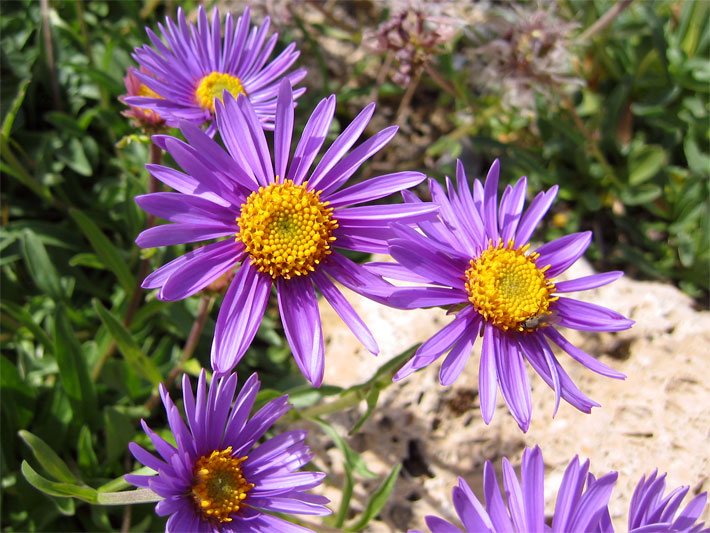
left=1, top=0, right=708, bottom=530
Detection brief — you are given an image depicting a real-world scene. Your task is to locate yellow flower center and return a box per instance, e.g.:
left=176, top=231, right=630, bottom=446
left=191, top=447, right=254, bottom=524
left=464, top=241, right=556, bottom=332
left=195, top=72, right=245, bottom=112
left=137, top=84, right=161, bottom=99
left=237, top=180, right=338, bottom=279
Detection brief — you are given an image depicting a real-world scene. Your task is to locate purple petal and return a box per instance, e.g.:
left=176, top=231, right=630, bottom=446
left=326, top=171, right=427, bottom=208
left=544, top=328, right=626, bottom=379
left=521, top=446, right=545, bottom=532
left=159, top=240, right=242, bottom=301
left=308, top=103, right=376, bottom=190
left=273, top=80, right=294, bottom=180
left=136, top=224, right=234, bottom=248
left=499, top=176, right=527, bottom=244
left=454, top=477, right=494, bottom=532
left=555, top=271, right=624, bottom=293
left=483, top=160, right=500, bottom=242
left=318, top=126, right=399, bottom=196
left=552, top=456, right=588, bottom=532
left=439, top=327, right=476, bottom=386
left=495, top=333, right=532, bottom=432
left=425, top=515, right=462, bottom=532
left=514, top=186, right=558, bottom=245
left=364, top=261, right=431, bottom=284
left=288, top=95, right=335, bottom=185
left=567, top=472, right=618, bottom=532
left=211, top=261, right=271, bottom=375
left=483, top=461, right=514, bottom=532
left=535, top=232, right=592, bottom=278
left=277, top=276, right=325, bottom=387
left=389, top=240, right=466, bottom=289
left=321, top=252, right=394, bottom=299
left=554, top=297, right=634, bottom=332
left=479, top=323, right=498, bottom=424
left=312, top=271, right=378, bottom=355
left=387, top=286, right=468, bottom=310
left=135, top=192, right=236, bottom=225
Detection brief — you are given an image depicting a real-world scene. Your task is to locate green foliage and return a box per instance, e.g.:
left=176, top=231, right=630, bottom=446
left=2, top=0, right=708, bottom=531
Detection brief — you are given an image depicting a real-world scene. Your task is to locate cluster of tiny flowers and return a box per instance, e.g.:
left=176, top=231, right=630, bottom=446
left=116, top=6, right=706, bottom=532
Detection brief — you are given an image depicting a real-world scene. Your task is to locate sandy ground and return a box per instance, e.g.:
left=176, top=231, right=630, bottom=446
left=309, top=258, right=710, bottom=531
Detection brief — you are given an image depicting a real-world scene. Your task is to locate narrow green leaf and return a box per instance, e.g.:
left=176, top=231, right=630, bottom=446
left=349, top=388, right=380, bottom=435
left=2, top=78, right=30, bottom=136
left=54, top=305, right=99, bottom=427
left=628, top=145, right=666, bottom=185
left=18, top=430, right=78, bottom=484
left=21, top=229, right=64, bottom=300
left=334, top=468, right=354, bottom=529
left=96, top=488, right=162, bottom=506
left=347, top=464, right=402, bottom=532
left=20, top=461, right=97, bottom=503
left=93, top=299, right=162, bottom=385
left=69, top=209, right=135, bottom=293
left=77, top=426, right=99, bottom=474
left=98, top=466, right=155, bottom=494
left=103, top=406, right=138, bottom=463
left=314, top=419, right=376, bottom=479
left=1, top=301, right=54, bottom=353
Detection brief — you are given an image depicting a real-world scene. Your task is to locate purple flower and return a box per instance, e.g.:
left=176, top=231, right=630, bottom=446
left=126, top=370, right=330, bottom=532
left=628, top=470, right=708, bottom=532
left=135, top=81, right=435, bottom=385
left=424, top=446, right=618, bottom=533
left=374, top=160, right=633, bottom=431
left=126, top=7, right=306, bottom=133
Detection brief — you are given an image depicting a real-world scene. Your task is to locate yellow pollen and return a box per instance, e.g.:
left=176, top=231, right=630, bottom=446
left=195, top=72, right=245, bottom=112
left=191, top=447, right=254, bottom=524
left=137, top=84, right=161, bottom=99
left=237, top=180, right=338, bottom=279
left=464, top=240, right=557, bottom=332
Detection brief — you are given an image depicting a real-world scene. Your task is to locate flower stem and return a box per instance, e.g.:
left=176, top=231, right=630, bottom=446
left=142, top=294, right=215, bottom=412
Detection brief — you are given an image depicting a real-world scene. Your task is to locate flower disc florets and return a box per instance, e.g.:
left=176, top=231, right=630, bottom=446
left=191, top=447, right=253, bottom=523
left=237, top=180, right=338, bottom=279
left=195, top=72, right=245, bottom=112
left=465, top=240, right=556, bottom=331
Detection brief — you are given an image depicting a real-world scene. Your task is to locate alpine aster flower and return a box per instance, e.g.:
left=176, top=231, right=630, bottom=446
left=126, top=370, right=330, bottom=531
left=374, top=160, right=633, bottom=431
left=120, top=67, right=166, bottom=130
left=126, top=7, right=306, bottom=133
left=135, top=81, right=435, bottom=385
left=628, top=470, right=708, bottom=532
left=424, top=446, right=618, bottom=533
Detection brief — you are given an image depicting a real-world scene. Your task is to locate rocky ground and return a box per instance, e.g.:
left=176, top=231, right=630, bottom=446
left=309, top=258, right=710, bottom=531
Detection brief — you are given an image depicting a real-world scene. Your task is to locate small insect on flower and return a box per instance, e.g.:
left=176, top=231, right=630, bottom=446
left=125, top=370, right=331, bottom=531
left=125, top=6, right=306, bottom=134
left=374, top=159, right=633, bottom=431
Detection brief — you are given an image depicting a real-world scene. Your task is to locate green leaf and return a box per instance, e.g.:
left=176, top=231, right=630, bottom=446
left=20, top=461, right=97, bottom=503
left=347, top=464, right=402, bottom=532
left=349, top=388, right=380, bottom=435
left=69, top=252, right=107, bottom=270
left=93, top=299, right=162, bottom=385
left=98, top=466, right=155, bottom=494
left=69, top=209, right=135, bottom=293
left=18, top=430, right=78, bottom=484
left=77, top=426, right=99, bottom=474
left=333, top=468, right=354, bottom=529
left=58, top=138, right=92, bottom=176
left=628, top=144, right=666, bottom=185
left=314, top=419, right=376, bottom=479
left=21, top=229, right=64, bottom=300
left=95, top=488, right=162, bottom=506
left=54, top=305, right=99, bottom=427
left=103, top=407, right=137, bottom=463
left=2, top=77, right=30, bottom=137
left=1, top=300, right=54, bottom=353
